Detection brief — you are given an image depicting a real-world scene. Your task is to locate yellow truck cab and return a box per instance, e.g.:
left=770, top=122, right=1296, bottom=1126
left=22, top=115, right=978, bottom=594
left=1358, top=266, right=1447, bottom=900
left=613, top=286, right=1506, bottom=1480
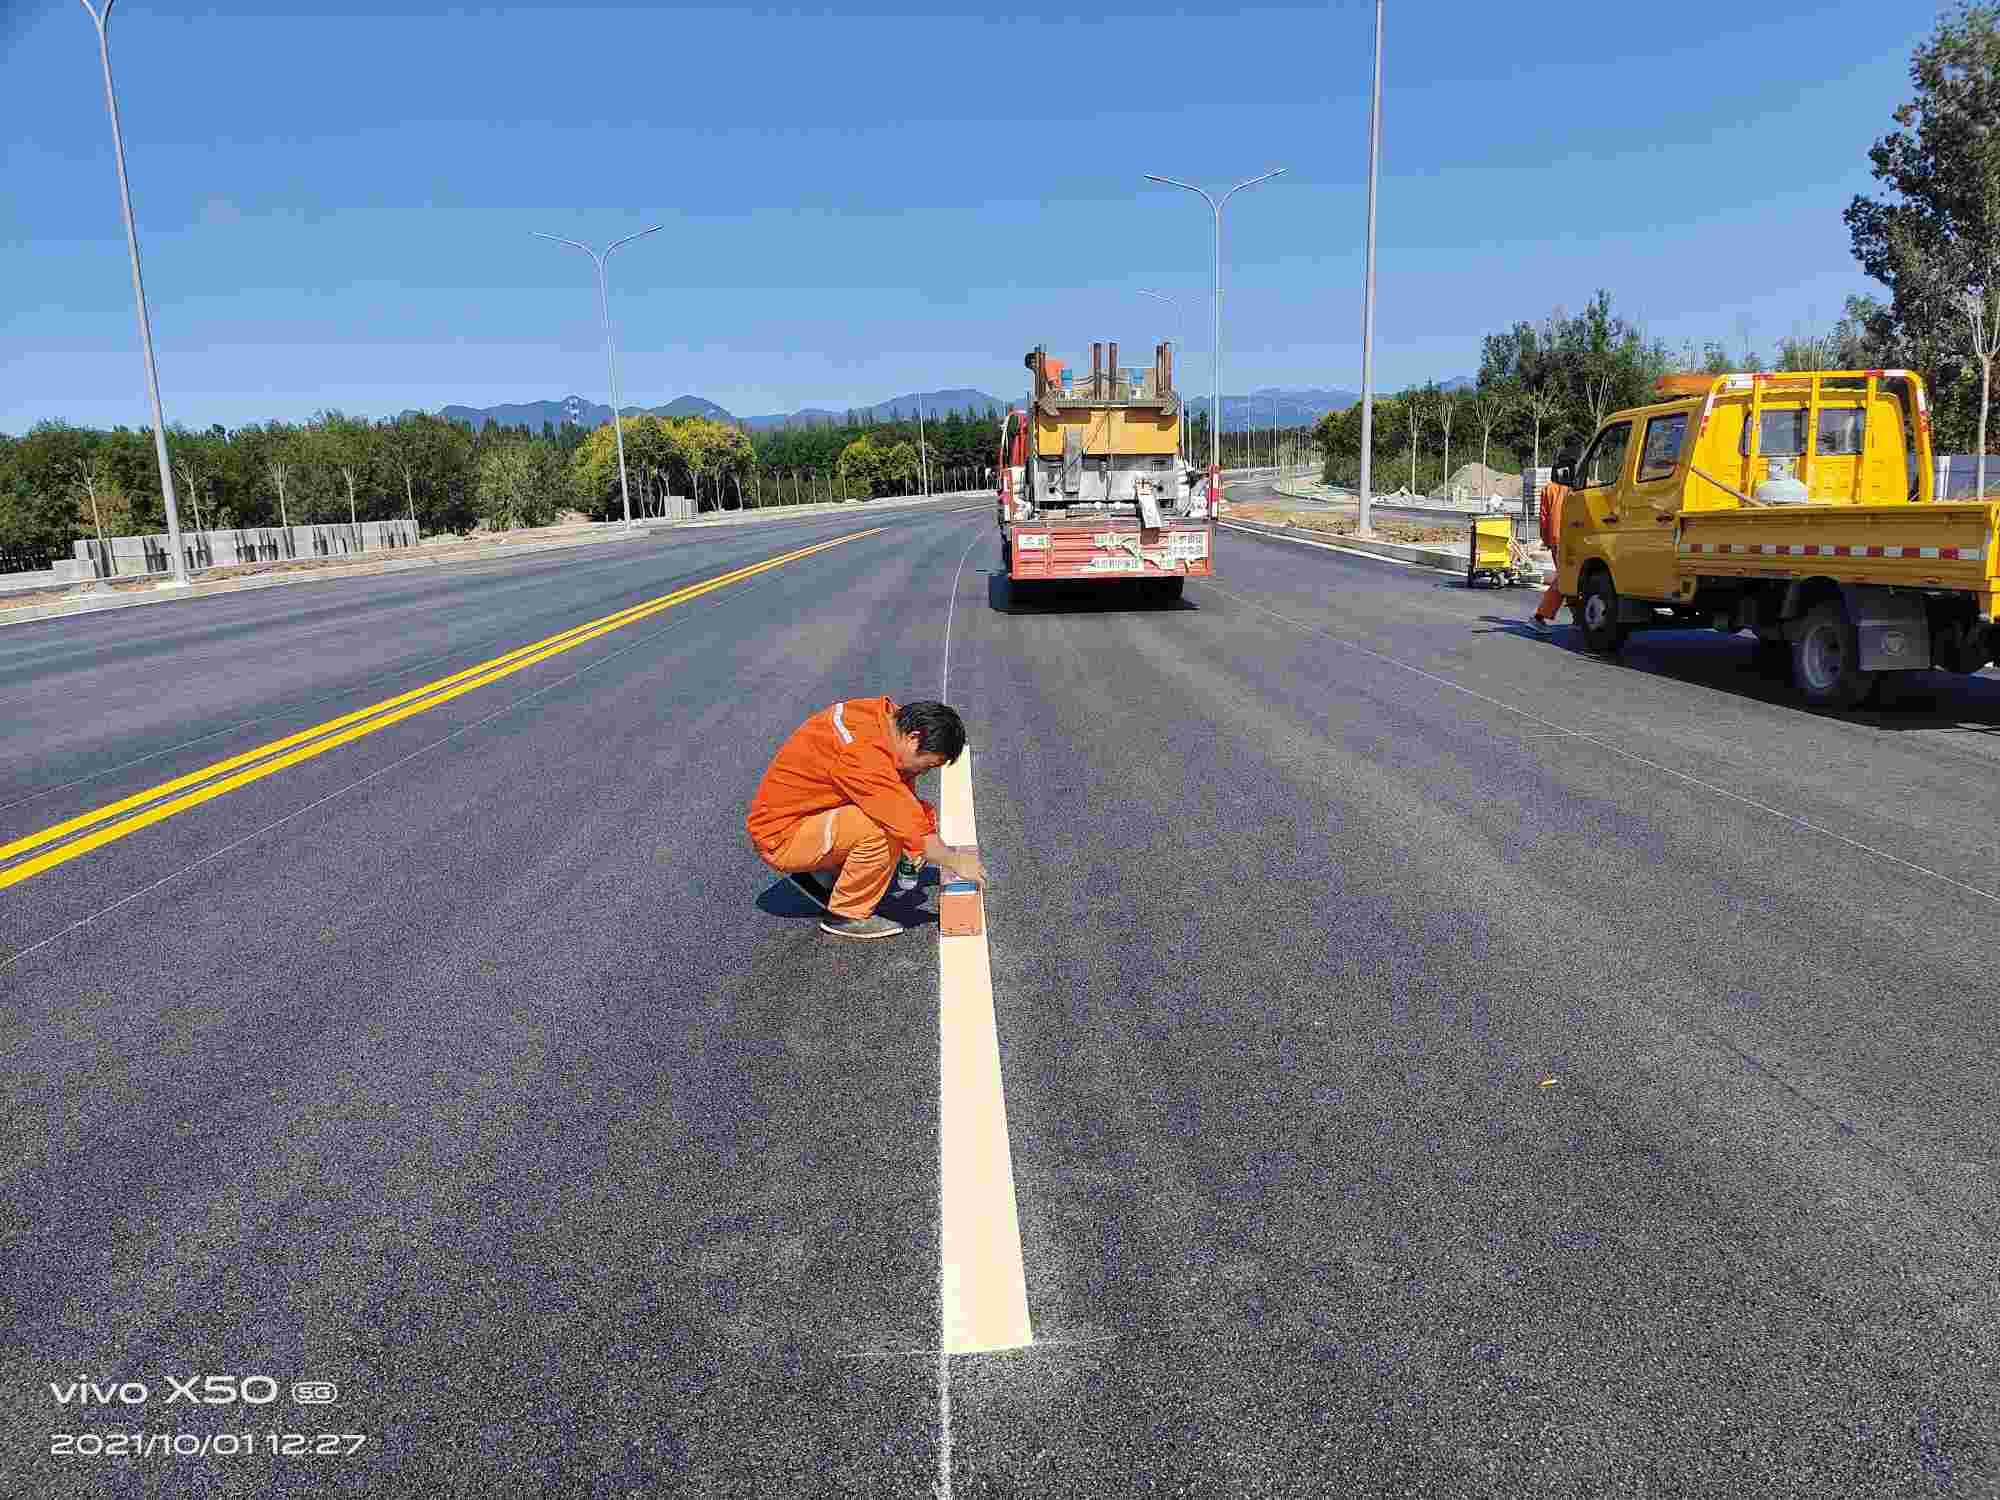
left=1555, top=370, right=2000, bottom=708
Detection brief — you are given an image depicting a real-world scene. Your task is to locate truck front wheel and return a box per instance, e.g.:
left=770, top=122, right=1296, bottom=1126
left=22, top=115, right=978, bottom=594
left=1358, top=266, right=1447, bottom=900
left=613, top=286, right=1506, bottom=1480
left=1792, top=600, right=1880, bottom=710
left=1579, top=571, right=1628, bottom=655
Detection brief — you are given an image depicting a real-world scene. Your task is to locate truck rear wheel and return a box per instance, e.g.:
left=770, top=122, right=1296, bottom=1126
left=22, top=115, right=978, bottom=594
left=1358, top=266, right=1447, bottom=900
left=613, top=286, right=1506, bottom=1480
left=1579, top=571, right=1628, bottom=655
left=1792, top=600, right=1880, bottom=710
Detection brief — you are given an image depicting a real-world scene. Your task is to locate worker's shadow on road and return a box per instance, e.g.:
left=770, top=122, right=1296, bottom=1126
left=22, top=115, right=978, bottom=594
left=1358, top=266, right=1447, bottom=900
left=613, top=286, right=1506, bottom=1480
left=753, top=873, right=944, bottom=928
left=986, top=571, right=1196, bottom=615
left=1470, top=615, right=2000, bottom=732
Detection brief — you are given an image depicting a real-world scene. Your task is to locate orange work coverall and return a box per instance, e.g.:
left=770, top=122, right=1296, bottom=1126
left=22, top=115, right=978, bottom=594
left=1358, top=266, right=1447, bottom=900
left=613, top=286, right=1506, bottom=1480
left=1533, top=480, right=1571, bottom=623
left=746, top=696, right=938, bottom=920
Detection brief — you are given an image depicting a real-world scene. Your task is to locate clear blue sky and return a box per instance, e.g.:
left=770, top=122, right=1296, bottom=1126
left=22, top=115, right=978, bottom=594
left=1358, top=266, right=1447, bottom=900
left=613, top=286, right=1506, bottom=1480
left=0, top=0, right=1941, bottom=434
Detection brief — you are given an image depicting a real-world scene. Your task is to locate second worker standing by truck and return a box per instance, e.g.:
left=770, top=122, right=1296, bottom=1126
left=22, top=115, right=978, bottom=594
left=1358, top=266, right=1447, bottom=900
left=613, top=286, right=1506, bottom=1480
left=1530, top=475, right=1571, bottom=631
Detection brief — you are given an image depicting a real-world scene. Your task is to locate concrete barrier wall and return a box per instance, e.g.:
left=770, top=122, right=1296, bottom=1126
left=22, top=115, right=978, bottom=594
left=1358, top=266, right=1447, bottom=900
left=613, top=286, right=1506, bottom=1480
left=74, top=519, right=419, bottom=578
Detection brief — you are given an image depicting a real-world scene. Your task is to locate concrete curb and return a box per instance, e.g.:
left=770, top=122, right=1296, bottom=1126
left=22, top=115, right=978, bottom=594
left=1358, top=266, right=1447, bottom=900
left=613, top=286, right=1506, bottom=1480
left=1274, top=480, right=1517, bottom=525
left=0, top=491, right=984, bottom=630
left=1223, top=519, right=1469, bottom=572
left=1221, top=519, right=1554, bottom=584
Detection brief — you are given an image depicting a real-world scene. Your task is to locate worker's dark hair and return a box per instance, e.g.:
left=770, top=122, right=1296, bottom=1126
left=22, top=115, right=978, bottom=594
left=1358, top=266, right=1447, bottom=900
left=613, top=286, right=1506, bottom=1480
left=895, top=700, right=966, bottom=763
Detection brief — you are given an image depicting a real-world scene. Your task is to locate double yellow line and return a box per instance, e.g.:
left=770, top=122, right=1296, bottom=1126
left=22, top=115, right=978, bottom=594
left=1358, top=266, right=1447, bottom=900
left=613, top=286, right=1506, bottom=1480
left=0, top=528, right=882, bottom=892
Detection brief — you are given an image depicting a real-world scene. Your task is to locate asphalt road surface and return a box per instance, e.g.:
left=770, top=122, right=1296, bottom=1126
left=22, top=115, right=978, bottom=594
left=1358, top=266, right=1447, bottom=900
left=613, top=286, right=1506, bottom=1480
left=3, top=499, right=1998, bottom=1497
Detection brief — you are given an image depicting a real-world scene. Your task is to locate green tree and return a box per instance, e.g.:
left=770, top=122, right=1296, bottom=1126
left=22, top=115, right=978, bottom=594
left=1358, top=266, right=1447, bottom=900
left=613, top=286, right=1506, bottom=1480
left=476, top=438, right=568, bottom=529
left=378, top=413, right=475, bottom=534
left=836, top=435, right=882, bottom=498
left=1846, top=1, right=2000, bottom=461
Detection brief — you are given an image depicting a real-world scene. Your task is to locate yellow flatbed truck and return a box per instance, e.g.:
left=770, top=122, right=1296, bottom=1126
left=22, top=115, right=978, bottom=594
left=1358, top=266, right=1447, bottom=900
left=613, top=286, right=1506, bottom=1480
left=1555, top=370, right=2000, bottom=708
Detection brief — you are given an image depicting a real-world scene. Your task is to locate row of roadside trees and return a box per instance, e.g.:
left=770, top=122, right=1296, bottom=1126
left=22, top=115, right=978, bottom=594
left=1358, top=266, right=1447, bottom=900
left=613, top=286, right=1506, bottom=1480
left=1311, top=292, right=1883, bottom=496
left=0, top=412, right=589, bottom=561
left=0, top=402, right=1009, bottom=559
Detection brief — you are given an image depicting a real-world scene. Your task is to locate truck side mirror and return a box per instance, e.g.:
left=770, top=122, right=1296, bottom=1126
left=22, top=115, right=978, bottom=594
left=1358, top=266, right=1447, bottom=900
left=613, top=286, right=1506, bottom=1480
left=1551, top=462, right=1575, bottom=488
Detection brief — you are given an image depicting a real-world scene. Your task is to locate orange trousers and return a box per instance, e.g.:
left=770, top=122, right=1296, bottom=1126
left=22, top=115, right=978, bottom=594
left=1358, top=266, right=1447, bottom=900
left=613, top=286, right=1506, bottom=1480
left=754, top=806, right=898, bottom=918
left=1533, top=546, right=1566, bottom=622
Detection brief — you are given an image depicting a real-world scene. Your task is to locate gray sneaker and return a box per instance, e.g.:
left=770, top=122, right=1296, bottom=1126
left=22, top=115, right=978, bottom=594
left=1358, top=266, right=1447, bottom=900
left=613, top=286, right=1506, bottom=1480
left=819, top=913, right=905, bottom=940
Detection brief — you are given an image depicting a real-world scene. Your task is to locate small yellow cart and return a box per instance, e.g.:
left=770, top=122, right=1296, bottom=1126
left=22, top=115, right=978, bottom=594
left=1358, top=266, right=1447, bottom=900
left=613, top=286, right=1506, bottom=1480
left=1466, top=515, right=1524, bottom=588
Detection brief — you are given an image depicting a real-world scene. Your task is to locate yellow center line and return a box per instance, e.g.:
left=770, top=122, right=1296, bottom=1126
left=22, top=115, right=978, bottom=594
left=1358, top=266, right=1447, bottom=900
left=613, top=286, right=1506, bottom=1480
left=0, top=529, right=883, bottom=891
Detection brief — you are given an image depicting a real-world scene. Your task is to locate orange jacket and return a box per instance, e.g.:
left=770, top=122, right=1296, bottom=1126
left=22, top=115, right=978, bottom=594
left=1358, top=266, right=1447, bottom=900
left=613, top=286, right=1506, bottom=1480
left=1538, top=481, right=1567, bottom=551
left=746, top=696, right=935, bottom=858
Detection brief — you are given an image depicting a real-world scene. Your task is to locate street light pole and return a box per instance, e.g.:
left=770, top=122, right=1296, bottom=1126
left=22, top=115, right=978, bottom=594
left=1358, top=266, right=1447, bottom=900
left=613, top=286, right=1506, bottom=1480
left=534, top=224, right=662, bottom=529
left=1358, top=0, right=1385, bottom=536
left=80, top=0, right=189, bottom=587
left=1138, top=287, right=1190, bottom=466
left=915, top=399, right=929, bottom=497
left=1144, top=168, right=1285, bottom=503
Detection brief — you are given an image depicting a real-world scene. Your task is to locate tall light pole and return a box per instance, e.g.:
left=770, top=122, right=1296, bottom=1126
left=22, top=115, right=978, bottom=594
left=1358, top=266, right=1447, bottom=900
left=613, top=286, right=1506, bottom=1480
left=915, top=398, right=929, bottom=497
left=1358, top=0, right=1385, bottom=536
left=1144, top=167, right=1285, bottom=499
left=1138, top=287, right=1190, bottom=465
left=534, top=224, right=661, bottom=529
left=80, top=0, right=189, bottom=588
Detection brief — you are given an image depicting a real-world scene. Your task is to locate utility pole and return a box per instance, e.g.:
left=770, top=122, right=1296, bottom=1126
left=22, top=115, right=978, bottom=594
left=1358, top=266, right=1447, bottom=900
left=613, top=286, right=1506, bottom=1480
left=1144, top=167, right=1285, bottom=507
left=534, top=224, right=661, bottom=529
left=1357, top=0, right=1385, bottom=536
left=79, top=0, right=190, bottom=587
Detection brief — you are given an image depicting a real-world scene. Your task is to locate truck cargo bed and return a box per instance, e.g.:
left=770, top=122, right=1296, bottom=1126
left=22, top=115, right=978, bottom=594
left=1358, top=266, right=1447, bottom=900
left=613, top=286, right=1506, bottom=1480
left=1678, top=501, right=1999, bottom=603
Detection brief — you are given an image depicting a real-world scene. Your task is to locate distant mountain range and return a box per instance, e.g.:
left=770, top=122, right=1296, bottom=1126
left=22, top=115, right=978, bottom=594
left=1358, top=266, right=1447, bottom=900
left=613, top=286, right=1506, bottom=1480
left=418, top=377, right=1475, bottom=436
left=421, top=388, right=1009, bottom=435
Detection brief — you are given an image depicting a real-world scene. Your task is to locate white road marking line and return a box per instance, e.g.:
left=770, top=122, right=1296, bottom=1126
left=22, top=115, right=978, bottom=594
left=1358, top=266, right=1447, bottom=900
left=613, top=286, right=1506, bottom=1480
left=1219, top=519, right=1428, bottom=568
left=940, top=528, right=983, bottom=704
left=1201, top=581, right=2000, bottom=909
left=936, top=745, right=1033, bottom=1357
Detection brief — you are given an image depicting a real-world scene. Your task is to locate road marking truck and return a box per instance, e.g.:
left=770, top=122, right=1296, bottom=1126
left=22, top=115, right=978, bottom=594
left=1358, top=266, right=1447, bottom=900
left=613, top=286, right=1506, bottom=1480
left=996, top=341, right=1216, bottom=603
left=1554, top=369, right=2000, bottom=708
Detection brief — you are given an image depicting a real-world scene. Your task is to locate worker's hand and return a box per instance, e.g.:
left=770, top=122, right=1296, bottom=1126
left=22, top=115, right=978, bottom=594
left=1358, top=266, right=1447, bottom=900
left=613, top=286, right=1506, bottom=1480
left=944, top=847, right=987, bottom=887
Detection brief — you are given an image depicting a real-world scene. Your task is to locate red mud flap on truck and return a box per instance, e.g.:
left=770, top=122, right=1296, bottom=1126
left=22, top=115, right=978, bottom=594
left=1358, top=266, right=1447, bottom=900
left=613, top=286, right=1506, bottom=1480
left=1008, top=524, right=1214, bottom=581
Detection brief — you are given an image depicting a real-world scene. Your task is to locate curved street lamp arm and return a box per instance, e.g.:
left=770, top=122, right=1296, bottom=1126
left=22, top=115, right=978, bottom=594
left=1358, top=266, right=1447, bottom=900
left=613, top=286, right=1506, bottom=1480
left=606, top=223, right=664, bottom=257
left=532, top=230, right=601, bottom=264
left=1219, top=167, right=1286, bottom=208
left=79, top=0, right=111, bottom=26
left=1144, top=174, right=1218, bottom=213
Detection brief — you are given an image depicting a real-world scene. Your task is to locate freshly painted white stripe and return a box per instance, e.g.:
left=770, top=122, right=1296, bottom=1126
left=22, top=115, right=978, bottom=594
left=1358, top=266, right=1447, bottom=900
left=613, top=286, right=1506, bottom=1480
left=937, top=745, right=1033, bottom=1356
left=934, top=518, right=984, bottom=1500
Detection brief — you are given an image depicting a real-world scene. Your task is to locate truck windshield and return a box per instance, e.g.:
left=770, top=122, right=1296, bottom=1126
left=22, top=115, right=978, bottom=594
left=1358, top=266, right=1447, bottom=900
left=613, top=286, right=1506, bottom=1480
left=1577, top=422, right=1631, bottom=488
left=1638, top=413, right=1688, bottom=480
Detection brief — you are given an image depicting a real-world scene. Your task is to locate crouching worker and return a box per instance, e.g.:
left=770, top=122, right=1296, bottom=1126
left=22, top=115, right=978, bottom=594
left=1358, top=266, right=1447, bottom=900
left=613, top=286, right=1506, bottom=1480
left=746, top=697, right=988, bottom=940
